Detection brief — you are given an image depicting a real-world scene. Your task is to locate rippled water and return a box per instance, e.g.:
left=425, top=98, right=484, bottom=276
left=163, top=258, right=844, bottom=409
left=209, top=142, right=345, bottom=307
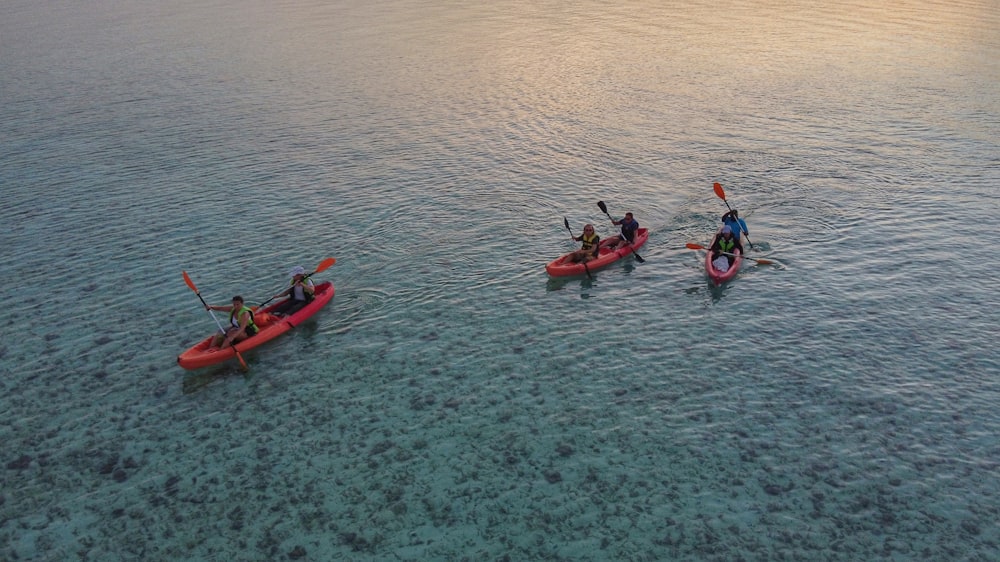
left=2, top=0, right=999, bottom=560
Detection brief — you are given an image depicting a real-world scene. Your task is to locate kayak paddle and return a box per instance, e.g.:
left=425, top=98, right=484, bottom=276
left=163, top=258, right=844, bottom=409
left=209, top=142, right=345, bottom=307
left=596, top=200, right=645, bottom=263
left=255, top=257, right=337, bottom=309
left=713, top=182, right=755, bottom=250
left=563, top=217, right=592, bottom=279
left=685, top=243, right=774, bottom=265
left=182, top=271, right=249, bottom=371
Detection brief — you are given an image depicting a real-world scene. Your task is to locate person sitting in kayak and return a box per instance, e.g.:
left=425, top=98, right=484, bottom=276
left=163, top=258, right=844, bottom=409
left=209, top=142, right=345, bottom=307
left=722, top=210, right=748, bottom=244
left=268, top=265, right=315, bottom=317
left=566, top=224, right=600, bottom=264
left=710, top=225, right=744, bottom=268
left=602, top=212, right=639, bottom=250
left=206, top=295, right=258, bottom=351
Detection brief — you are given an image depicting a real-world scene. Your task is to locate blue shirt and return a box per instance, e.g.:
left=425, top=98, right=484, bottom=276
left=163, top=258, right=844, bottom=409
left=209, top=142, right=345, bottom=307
left=722, top=216, right=747, bottom=243
left=619, top=218, right=639, bottom=242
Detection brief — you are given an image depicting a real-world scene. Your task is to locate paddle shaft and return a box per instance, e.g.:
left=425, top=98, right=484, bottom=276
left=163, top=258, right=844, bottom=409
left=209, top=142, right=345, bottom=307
left=685, top=243, right=774, bottom=265
left=563, top=217, right=593, bottom=279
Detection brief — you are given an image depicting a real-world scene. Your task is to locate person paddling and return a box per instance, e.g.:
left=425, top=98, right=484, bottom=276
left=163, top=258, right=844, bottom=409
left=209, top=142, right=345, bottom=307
left=721, top=210, right=748, bottom=245
left=206, top=295, right=257, bottom=351
left=602, top=212, right=639, bottom=250
left=268, top=265, right=315, bottom=317
left=565, top=224, right=601, bottom=264
left=710, top=225, right=743, bottom=269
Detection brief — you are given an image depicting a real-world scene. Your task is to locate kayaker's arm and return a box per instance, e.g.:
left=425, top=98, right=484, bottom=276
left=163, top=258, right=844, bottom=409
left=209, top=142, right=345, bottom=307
left=270, top=287, right=292, bottom=300
left=298, top=278, right=316, bottom=296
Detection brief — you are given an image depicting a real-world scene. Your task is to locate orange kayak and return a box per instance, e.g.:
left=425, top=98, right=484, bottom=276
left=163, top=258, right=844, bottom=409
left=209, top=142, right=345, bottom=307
left=705, top=238, right=742, bottom=285
left=546, top=228, right=649, bottom=277
left=177, top=281, right=335, bottom=370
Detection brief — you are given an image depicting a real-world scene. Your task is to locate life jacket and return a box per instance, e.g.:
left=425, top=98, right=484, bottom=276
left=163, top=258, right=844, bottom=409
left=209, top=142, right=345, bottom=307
left=620, top=219, right=638, bottom=241
left=230, top=306, right=258, bottom=335
left=288, top=278, right=315, bottom=303
left=581, top=232, right=599, bottom=251
left=718, top=237, right=735, bottom=253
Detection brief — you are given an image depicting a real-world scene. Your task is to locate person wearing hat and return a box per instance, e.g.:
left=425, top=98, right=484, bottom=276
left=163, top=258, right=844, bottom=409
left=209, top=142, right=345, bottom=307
left=601, top=212, right=640, bottom=251
left=721, top=209, right=748, bottom=244
left=268, top=265, right=315, bottom=317
left=206, top=295, right=258, bottom=351
left=710, top=224, right=743, bottom=268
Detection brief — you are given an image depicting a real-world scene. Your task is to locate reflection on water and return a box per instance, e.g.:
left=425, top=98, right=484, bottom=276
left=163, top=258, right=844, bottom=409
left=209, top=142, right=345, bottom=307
left=181, top=369, right=233, bottom=395
left=1, top=0, right=998, bottom=560
left=546, top=274, right=597, bottom=297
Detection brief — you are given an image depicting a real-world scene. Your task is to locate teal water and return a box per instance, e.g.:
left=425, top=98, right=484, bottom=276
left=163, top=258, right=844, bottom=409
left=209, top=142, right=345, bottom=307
left=2, top=0, right=999, bottom=560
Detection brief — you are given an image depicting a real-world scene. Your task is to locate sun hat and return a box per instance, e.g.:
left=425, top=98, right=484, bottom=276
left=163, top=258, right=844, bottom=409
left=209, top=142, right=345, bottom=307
left=289, top=265, right=306, bottom=276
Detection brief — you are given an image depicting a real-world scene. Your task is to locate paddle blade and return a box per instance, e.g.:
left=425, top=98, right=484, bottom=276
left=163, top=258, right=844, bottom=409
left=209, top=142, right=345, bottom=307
left=597, top=200, right=608, bottom=214
left=754, top=258, right=775, bottom=265
left=313, top=257, right=336, bottom=274
left=686, top=243, right=705, bottom=250
left=235, top=350, right=248, bottom=371
left=182, top=271, right=198, bottom=293
left=713, top=182, right=726, bottom=200
left=564, top=217, right=570, bottom=230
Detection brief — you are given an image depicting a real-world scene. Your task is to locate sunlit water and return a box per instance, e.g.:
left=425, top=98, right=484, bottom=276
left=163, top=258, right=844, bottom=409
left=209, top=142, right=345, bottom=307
left=2, top=0, right=999, bottom=559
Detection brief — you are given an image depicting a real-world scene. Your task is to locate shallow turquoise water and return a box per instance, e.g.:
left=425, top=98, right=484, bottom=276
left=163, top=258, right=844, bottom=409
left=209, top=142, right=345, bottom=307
left=2, top=0, right=999, bottom=560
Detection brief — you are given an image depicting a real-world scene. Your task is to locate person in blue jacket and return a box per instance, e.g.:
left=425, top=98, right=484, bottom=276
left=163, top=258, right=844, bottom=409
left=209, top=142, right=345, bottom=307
left=603, top=212, right=640, bottom=250
left=722, top=210, right=748, bottom=244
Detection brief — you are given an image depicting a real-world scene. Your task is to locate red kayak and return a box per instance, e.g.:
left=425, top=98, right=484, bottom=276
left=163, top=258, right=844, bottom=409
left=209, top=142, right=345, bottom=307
left=705, top=237, right=742, bottom=286
left=177, top=281, right=335, bottom=370
left=546, top=228, right=649, bottom=277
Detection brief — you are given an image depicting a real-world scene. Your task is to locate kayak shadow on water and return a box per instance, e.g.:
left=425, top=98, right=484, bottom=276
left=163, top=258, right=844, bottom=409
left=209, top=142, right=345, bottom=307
left=546, top=275, right=596, bottom=296
left=292, top=319, right=322, bottom=337
left=181, top=363, right=248, bottom=394
left=707, top=282, right=733, bottom=304
left=681, top=280, right=736, bottom=304
left=180, top=320, right=328, bottom=394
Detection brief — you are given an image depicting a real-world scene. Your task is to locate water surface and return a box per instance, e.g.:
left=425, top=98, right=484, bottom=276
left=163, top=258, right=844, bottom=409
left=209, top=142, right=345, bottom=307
left=2, top=0, right=999, bottom=559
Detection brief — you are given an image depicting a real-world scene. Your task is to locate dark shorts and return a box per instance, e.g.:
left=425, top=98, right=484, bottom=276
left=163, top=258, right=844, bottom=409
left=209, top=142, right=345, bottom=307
left=224, top=326, right=256, bottom=339
left=271, top=299, right=309, bottom=317
left=229, top=326, right=256, bottom=337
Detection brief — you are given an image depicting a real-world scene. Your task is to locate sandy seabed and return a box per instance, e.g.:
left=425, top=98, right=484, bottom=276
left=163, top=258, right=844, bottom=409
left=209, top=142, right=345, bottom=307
left=3, top=318, right=998, bottom=562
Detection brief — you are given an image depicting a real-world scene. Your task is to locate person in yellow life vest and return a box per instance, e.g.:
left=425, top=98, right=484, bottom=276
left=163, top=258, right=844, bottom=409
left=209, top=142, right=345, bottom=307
left=268, top=265, right=316, bottom=317
left=566, top=224, right=601, bottom=264
left=206, top=295, right=258, bottom=351
left=710, top=225, right=744, bottom=267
